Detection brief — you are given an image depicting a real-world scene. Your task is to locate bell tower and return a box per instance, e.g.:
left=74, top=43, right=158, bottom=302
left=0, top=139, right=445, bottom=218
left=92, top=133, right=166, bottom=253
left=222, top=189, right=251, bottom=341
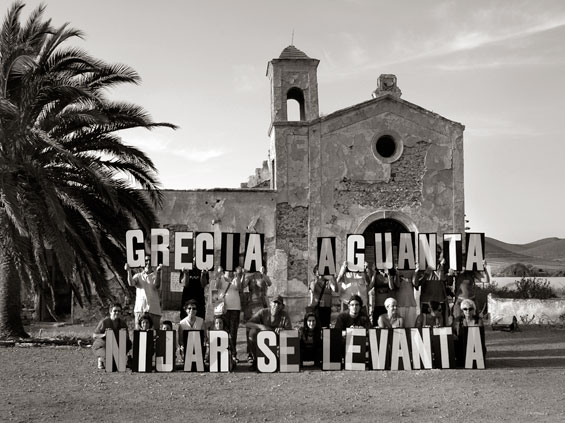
left=266, top=45, right=320, bottom=128
left=266, top=46, right=319, bottom=192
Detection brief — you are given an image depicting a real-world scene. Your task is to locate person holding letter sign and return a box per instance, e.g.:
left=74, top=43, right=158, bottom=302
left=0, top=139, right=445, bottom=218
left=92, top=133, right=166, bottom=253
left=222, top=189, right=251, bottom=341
left=416, top=247, right=449, bottom=324
left=92, top=303, right=132, bottom=370
left=452, top=260, right=490, bottom=320
left=369, top=267, right=395, bottom=327
left=179, top=267, right=209, bottom=321
left=244, top=266, right=272, bottom=362
left=391, top=266, right=418, bottom=328
left=377, top=297, right=404, bottom=328
left=178, top=299, right=205, bottom=355
left=245, top=295, right=291, bottom=368
left=453, top=298, right=486, bottom=366
left=334, top=295, right=370, bottom=330
left=125, top=257, right=162, bottom=330
left=215, top=266, right=242, bottom=363
left=337, top=261, right=371, bottom=316
left=300, top=311, right=322, bottom=366
left=309, top=265, right=338, bottom=328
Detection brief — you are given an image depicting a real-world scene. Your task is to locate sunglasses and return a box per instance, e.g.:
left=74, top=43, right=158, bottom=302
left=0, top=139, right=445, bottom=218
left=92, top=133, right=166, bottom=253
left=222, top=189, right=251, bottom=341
left=186, top=307, right=197, bottom=311
left=462, top=307, right=474, bottom=311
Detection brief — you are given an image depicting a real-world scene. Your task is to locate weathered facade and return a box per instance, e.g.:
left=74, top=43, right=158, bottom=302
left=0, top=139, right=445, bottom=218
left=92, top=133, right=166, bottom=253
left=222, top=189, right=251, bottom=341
left=159, top=46, right=465, bottom=316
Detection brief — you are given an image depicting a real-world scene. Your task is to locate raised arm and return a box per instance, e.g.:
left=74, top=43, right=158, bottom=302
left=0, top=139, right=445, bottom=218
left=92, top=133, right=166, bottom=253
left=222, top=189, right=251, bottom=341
left=215, top=266, right=225, bottom=290
left=124, top=263, right=136, bottom=287
left=200, top=269, right=209, bottom=288
left=328, top=274, right=338, bottom=292
left=154, top=264, right=162, bottom=289
left=363, top=262, right=372, bottom=285
left=179, top=268, right=188, bottom=286
left=336, top=261, right=347, bottom=283
left=260, top=266, right=272, bottom=287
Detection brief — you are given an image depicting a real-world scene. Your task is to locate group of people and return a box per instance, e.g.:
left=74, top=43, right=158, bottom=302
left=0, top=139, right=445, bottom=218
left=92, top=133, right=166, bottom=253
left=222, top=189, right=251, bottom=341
left=309, top=250, right=489, bottom=331
left=93, top=250, right=488, bottom=369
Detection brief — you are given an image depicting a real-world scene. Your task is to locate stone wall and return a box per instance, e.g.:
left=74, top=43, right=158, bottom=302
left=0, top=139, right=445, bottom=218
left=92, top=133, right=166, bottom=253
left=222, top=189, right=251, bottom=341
left=333, top=141, right=427, bottom=214
left=275, top=202, right=309, bottom=287
left=158, top=189, right=277, bottom=309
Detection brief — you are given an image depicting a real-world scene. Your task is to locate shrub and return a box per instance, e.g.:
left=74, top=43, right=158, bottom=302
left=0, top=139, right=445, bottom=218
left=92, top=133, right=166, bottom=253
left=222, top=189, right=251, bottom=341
left=474, top=278, right=557, bottom=314
left=514, top=277, right=557, bottom=299
left=476, top=277, right=557, bottom=300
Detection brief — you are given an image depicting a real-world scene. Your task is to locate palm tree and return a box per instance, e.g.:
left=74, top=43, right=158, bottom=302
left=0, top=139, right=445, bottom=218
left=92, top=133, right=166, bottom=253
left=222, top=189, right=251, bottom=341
left=0, top=2, right=176, bottom=338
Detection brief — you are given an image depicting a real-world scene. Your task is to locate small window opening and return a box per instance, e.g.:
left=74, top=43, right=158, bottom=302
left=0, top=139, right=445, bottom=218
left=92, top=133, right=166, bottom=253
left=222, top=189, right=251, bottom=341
left=286, top=87, right=305, bottom=121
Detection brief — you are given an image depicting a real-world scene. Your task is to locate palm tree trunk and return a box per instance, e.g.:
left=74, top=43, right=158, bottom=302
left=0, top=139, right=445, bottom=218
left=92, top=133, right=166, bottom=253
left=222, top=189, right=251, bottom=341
left=0, top=216, right=29, bottom=339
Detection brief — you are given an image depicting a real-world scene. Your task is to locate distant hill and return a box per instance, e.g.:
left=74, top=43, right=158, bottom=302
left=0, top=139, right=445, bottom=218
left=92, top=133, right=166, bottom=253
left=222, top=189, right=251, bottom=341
left=485, top=237, right=565, bottom=275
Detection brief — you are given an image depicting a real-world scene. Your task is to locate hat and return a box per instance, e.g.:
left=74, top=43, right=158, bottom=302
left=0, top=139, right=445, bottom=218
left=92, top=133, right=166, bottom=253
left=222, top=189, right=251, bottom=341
left=272, top=295, right=284, bottom=306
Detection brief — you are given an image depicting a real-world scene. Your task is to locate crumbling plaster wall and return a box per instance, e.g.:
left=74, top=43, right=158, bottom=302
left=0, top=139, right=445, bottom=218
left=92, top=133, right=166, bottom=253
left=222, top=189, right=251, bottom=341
left=158, top=190, right=280, bottom=305
left=308, top=97, right=464, bottom=266
left=270, top=124, right=312, bottom=297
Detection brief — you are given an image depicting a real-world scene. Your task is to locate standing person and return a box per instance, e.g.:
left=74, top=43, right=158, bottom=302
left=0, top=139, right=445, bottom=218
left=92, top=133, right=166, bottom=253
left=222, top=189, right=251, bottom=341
left=244, top=266, right=272, bottom=363
left=309, top=265, right=338, bottom=328
left=125, top=256, right=162, bottom=330
left=92, top=303, right=132, bottom=370
left=370, top=267, right=395, bottom=327
left=392, top=266, right=418, bottom=327
left=336, top=261, right=372, bottom=316
left=215, top=266, right=242, bottom=363
left=179, top=267, right=209, bottom=321
left=416, top=248, right=449, bottom=324
left=231, top=266, right=247, bottom=322
left=245, top=295, right=292, bottom=368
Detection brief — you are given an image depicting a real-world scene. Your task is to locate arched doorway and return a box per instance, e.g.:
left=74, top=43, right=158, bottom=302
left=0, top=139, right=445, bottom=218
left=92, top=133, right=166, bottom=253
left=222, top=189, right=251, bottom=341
left=362, top=218, right=409, bottom=268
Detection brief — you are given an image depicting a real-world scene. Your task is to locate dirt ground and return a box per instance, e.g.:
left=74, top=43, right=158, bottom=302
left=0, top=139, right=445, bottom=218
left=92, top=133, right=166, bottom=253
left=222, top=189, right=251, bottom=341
left=1, top=325, right=564, bottom=423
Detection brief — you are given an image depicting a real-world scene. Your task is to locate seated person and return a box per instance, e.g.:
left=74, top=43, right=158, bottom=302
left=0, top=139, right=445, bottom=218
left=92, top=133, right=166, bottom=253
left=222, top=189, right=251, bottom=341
left=453, top=298, right=483, bottom=336
left=245, top=295, right=292, bottom=366
left=299, top=312, right=322, bottom=366
left=205, top=314, right=236, bottom=370
left=92, top=303, right=132, bottom=370
left=415, top=301, right=444, bottom=328
left=160, top=320, right=173, bottom=331
left=377, top=297, right=404, bottom=328
left=138, top=313, right=154, bottom=331
left=334, top=295, right=371, bottom=330
left=178, top=299, right=205, bottom=355
left=452, top=298, right=485, bottom=365
left=452, top=277, right=475, bottom=320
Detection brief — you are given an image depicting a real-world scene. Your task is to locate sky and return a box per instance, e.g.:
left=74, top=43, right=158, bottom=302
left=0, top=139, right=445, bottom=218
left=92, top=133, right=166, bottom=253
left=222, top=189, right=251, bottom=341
left=12, top=0, right=565, bottom=244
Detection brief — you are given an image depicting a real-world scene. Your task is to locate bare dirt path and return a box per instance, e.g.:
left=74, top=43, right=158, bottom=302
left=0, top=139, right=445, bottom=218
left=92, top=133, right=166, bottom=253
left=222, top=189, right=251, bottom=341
left=1, top=326, right=564, bottom=423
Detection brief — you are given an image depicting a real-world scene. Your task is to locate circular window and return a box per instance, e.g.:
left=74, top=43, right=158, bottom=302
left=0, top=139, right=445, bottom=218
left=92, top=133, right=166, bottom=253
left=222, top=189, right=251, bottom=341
left=371, top=131, right=403, bottom=163
left=376, top=135, right=396, bottom=158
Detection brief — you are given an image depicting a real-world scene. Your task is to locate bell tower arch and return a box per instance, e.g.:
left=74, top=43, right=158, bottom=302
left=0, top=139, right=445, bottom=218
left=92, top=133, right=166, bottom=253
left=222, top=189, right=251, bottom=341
left=267, top=45, right=319, bottom=127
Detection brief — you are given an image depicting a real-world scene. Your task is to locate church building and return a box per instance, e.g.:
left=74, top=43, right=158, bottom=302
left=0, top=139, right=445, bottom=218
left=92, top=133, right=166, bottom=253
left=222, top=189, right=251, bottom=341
left=158, top=45, right=465, bottom=316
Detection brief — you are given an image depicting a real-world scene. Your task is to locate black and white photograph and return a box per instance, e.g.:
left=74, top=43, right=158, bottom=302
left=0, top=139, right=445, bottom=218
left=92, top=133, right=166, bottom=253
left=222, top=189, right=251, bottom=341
left=1, top=1, right=564, bottom=421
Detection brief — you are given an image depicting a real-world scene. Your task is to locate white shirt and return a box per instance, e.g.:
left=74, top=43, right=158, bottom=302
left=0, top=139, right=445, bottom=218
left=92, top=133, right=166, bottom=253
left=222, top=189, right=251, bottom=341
left=216, top=276, right=241, bottom=311
left=132, top=271, right=162, bottom=315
